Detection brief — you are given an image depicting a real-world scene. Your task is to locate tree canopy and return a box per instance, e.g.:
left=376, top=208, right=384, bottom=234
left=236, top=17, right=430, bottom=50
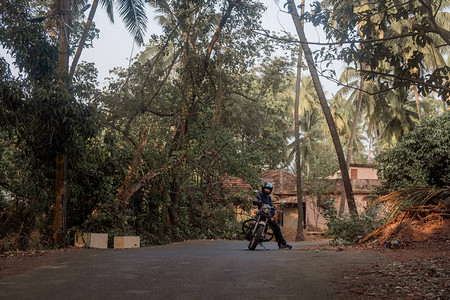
left=303, top=0, right=450, bottom=99
left=376, top=111, right=450, bottom=193
left=0, top=0, right=448, bottom=250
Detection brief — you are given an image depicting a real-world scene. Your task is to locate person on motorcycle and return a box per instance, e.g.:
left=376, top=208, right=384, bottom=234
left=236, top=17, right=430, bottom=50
left=255, top=181, right=293, bottom=250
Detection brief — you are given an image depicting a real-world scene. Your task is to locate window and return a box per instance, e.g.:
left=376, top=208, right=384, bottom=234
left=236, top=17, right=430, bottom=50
left=351, top=168, right=358, bottom=179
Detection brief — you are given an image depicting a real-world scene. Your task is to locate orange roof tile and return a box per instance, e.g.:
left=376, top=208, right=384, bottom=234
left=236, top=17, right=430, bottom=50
left=260, top=169, right=297, bottom=196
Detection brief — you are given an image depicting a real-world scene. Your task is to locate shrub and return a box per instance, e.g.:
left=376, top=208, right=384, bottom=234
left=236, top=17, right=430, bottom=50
left=376, top=112, right=450, bottom=193
left=323, top=197, right=379, bottom=245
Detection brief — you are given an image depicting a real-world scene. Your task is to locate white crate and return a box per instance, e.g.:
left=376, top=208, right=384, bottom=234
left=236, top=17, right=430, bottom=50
left=114, top=236, right=140, bottom=249
left=74, top=232, right=108, bottom=249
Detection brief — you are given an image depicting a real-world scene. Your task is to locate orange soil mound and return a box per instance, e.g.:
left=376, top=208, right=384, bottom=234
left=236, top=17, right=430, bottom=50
left=369, top=217, right=450, bottom=247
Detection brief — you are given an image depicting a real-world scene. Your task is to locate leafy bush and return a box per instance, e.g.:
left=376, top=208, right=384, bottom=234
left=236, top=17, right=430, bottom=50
left=376, top=112, right=450, bottom=193
left=322, top=197, right=379, bottom=245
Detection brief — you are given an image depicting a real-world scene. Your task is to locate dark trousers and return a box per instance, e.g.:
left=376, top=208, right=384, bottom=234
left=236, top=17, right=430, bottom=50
left=268, top=219, right=286, bottom=246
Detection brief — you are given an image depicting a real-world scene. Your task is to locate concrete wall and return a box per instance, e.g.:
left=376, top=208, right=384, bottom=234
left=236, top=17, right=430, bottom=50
left=280, top=207, right=299, bottom=228
left=355, top=167, right=378, bottom=179
left=281, top=192, right=375, bottom=231
left=328, top=166, right=379, bottom=180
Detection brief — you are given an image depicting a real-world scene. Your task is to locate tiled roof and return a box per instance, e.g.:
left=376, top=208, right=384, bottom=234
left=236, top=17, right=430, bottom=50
left=260, top=169, right=297, bottom=196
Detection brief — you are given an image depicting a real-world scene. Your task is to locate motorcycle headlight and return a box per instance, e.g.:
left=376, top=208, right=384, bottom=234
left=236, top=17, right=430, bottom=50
left=262, top=205, right=272, bottom=214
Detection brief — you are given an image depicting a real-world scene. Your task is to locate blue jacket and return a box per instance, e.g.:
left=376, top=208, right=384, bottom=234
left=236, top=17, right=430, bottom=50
left=256, top=193, right=276, bottom=217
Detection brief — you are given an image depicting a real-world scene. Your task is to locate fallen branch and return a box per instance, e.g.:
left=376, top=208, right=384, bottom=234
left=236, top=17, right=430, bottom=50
left=402, top=207, right=448, bottom=214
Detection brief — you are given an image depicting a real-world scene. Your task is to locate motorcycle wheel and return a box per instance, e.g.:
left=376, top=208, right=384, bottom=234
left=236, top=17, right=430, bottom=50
left=248, top=224, right=264, bottom=250
left=263, top=225, right=274, bottom=242
left=242, top=219, right=256, bottom=241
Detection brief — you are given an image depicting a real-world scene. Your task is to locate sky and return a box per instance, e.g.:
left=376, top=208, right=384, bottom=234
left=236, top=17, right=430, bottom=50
left=1, top=0, right=343, bottom=94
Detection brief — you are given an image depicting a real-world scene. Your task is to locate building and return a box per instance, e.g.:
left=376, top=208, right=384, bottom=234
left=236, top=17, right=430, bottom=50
left=269, top=165, right=384, bottom=231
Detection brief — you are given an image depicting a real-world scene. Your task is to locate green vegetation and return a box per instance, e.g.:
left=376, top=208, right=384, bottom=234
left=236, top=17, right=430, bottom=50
left=325, top=112, right=450, bottom=244
left=0, top=0, right=293, bottom=249
left=323, top=197, right=379, bottom=245
left=376, top=112, right=450, bottom=193
left=0, top=0, right=448, bottom=250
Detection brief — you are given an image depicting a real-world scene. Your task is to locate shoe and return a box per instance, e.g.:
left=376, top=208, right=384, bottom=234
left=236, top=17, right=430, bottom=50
left=279, top=244, right=293, bottom=250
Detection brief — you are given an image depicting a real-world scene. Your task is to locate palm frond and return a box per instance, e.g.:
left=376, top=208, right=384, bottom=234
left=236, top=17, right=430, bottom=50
left=71, top=0, right=88, bottom=15
left=116, top=0, right=148, bottom=45
left=359, top=187, right=450, bottom=244
left=369, top=187, right=450, bottom=223
left=100, top=0, right=114, bottom=23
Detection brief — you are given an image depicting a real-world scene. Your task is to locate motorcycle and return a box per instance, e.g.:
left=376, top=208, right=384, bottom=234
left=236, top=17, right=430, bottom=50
left=241, top=192, right=284, bottom=250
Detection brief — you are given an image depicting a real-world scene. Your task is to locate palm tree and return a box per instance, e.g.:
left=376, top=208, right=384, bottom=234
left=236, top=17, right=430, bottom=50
left=49, top=0, right=150, bottom=243
left=293, top=46, right=305, bottom=241
left=381, top=87, right=419, bottom=145
left=329, top=94, right=352, bottom=139
left=292, top=0, right=307, bottom=241
left=335, top=66, right=389, bottom=157
left=331, top=90, right=364, bottom=215
left=286, top=0, right=358, bottom=215
left=386, top=14, right=449, bottom=121
left=298, top=108, right=323, bottom=175
left=66, top=0, right=149, bottom=78
left=286, top=76, right=326, bottom=170
left=362, top=85, right=417, bottom=152
left=296, top=76, right=321, bottom=113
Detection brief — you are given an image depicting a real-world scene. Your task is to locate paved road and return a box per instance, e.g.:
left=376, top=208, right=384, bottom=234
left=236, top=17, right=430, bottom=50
left=0, top=240, right=388, bottom=299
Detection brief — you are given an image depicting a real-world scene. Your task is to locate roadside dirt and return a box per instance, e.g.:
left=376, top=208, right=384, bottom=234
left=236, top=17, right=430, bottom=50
left=282, top=218, right=450, bottom=299
left=334, top=218, right=450, bottom=300
left=0, top=247, right=87, bottom=281
left=330, top=240, right=450, bottom=299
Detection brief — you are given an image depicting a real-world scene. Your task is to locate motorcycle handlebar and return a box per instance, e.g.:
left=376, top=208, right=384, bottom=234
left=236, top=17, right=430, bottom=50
left=249, top=198, right=286, bottom=207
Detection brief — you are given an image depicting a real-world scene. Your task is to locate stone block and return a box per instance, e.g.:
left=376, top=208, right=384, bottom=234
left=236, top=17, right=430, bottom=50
left=74, top=232, right=108, bottom=249
left=114, top=236, right=140, bottom=249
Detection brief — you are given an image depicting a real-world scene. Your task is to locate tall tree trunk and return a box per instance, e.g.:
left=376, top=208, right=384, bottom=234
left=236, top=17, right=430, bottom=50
left=53, top=0, right=70, bottom=245
left=375, top=124, right=381, bottom=156
left=69, top=0, right=99, bottom=79
left=57, top=0, right=70, bottom=75
left=168, top=108, right=190, bottom=226
left=287, top=0, right=357, bottom=215
left=339, top=66, right=364, bottom=216
left=294, top=46, right=305, bottom=241
left=168, top=172, right=182, bottom=226
left=53, top=154, right=67, bottom=244
left=367, top=124, right=373, bottom=163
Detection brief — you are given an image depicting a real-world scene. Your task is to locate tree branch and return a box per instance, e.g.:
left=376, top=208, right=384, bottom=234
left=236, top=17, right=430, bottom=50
left=118, top=164, right=172, bottom=209
left=230, top=90, right=259, bottom=102
left=69, top=0, right=98, bottom=79
left=204, top=0, right=238, bottom=69
left=196, top=142, right=229, bottom=162
left=253, top=28, right=418, bottom=46
left=359, top=69, right=450, bottom=94
left=316, top=68, right=409, bottom=96
left=123, top=49, right=181, bottom=136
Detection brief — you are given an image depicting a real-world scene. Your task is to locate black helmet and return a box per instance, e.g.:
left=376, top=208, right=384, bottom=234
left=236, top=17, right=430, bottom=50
left=261, top=181, right=273, bottom=195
